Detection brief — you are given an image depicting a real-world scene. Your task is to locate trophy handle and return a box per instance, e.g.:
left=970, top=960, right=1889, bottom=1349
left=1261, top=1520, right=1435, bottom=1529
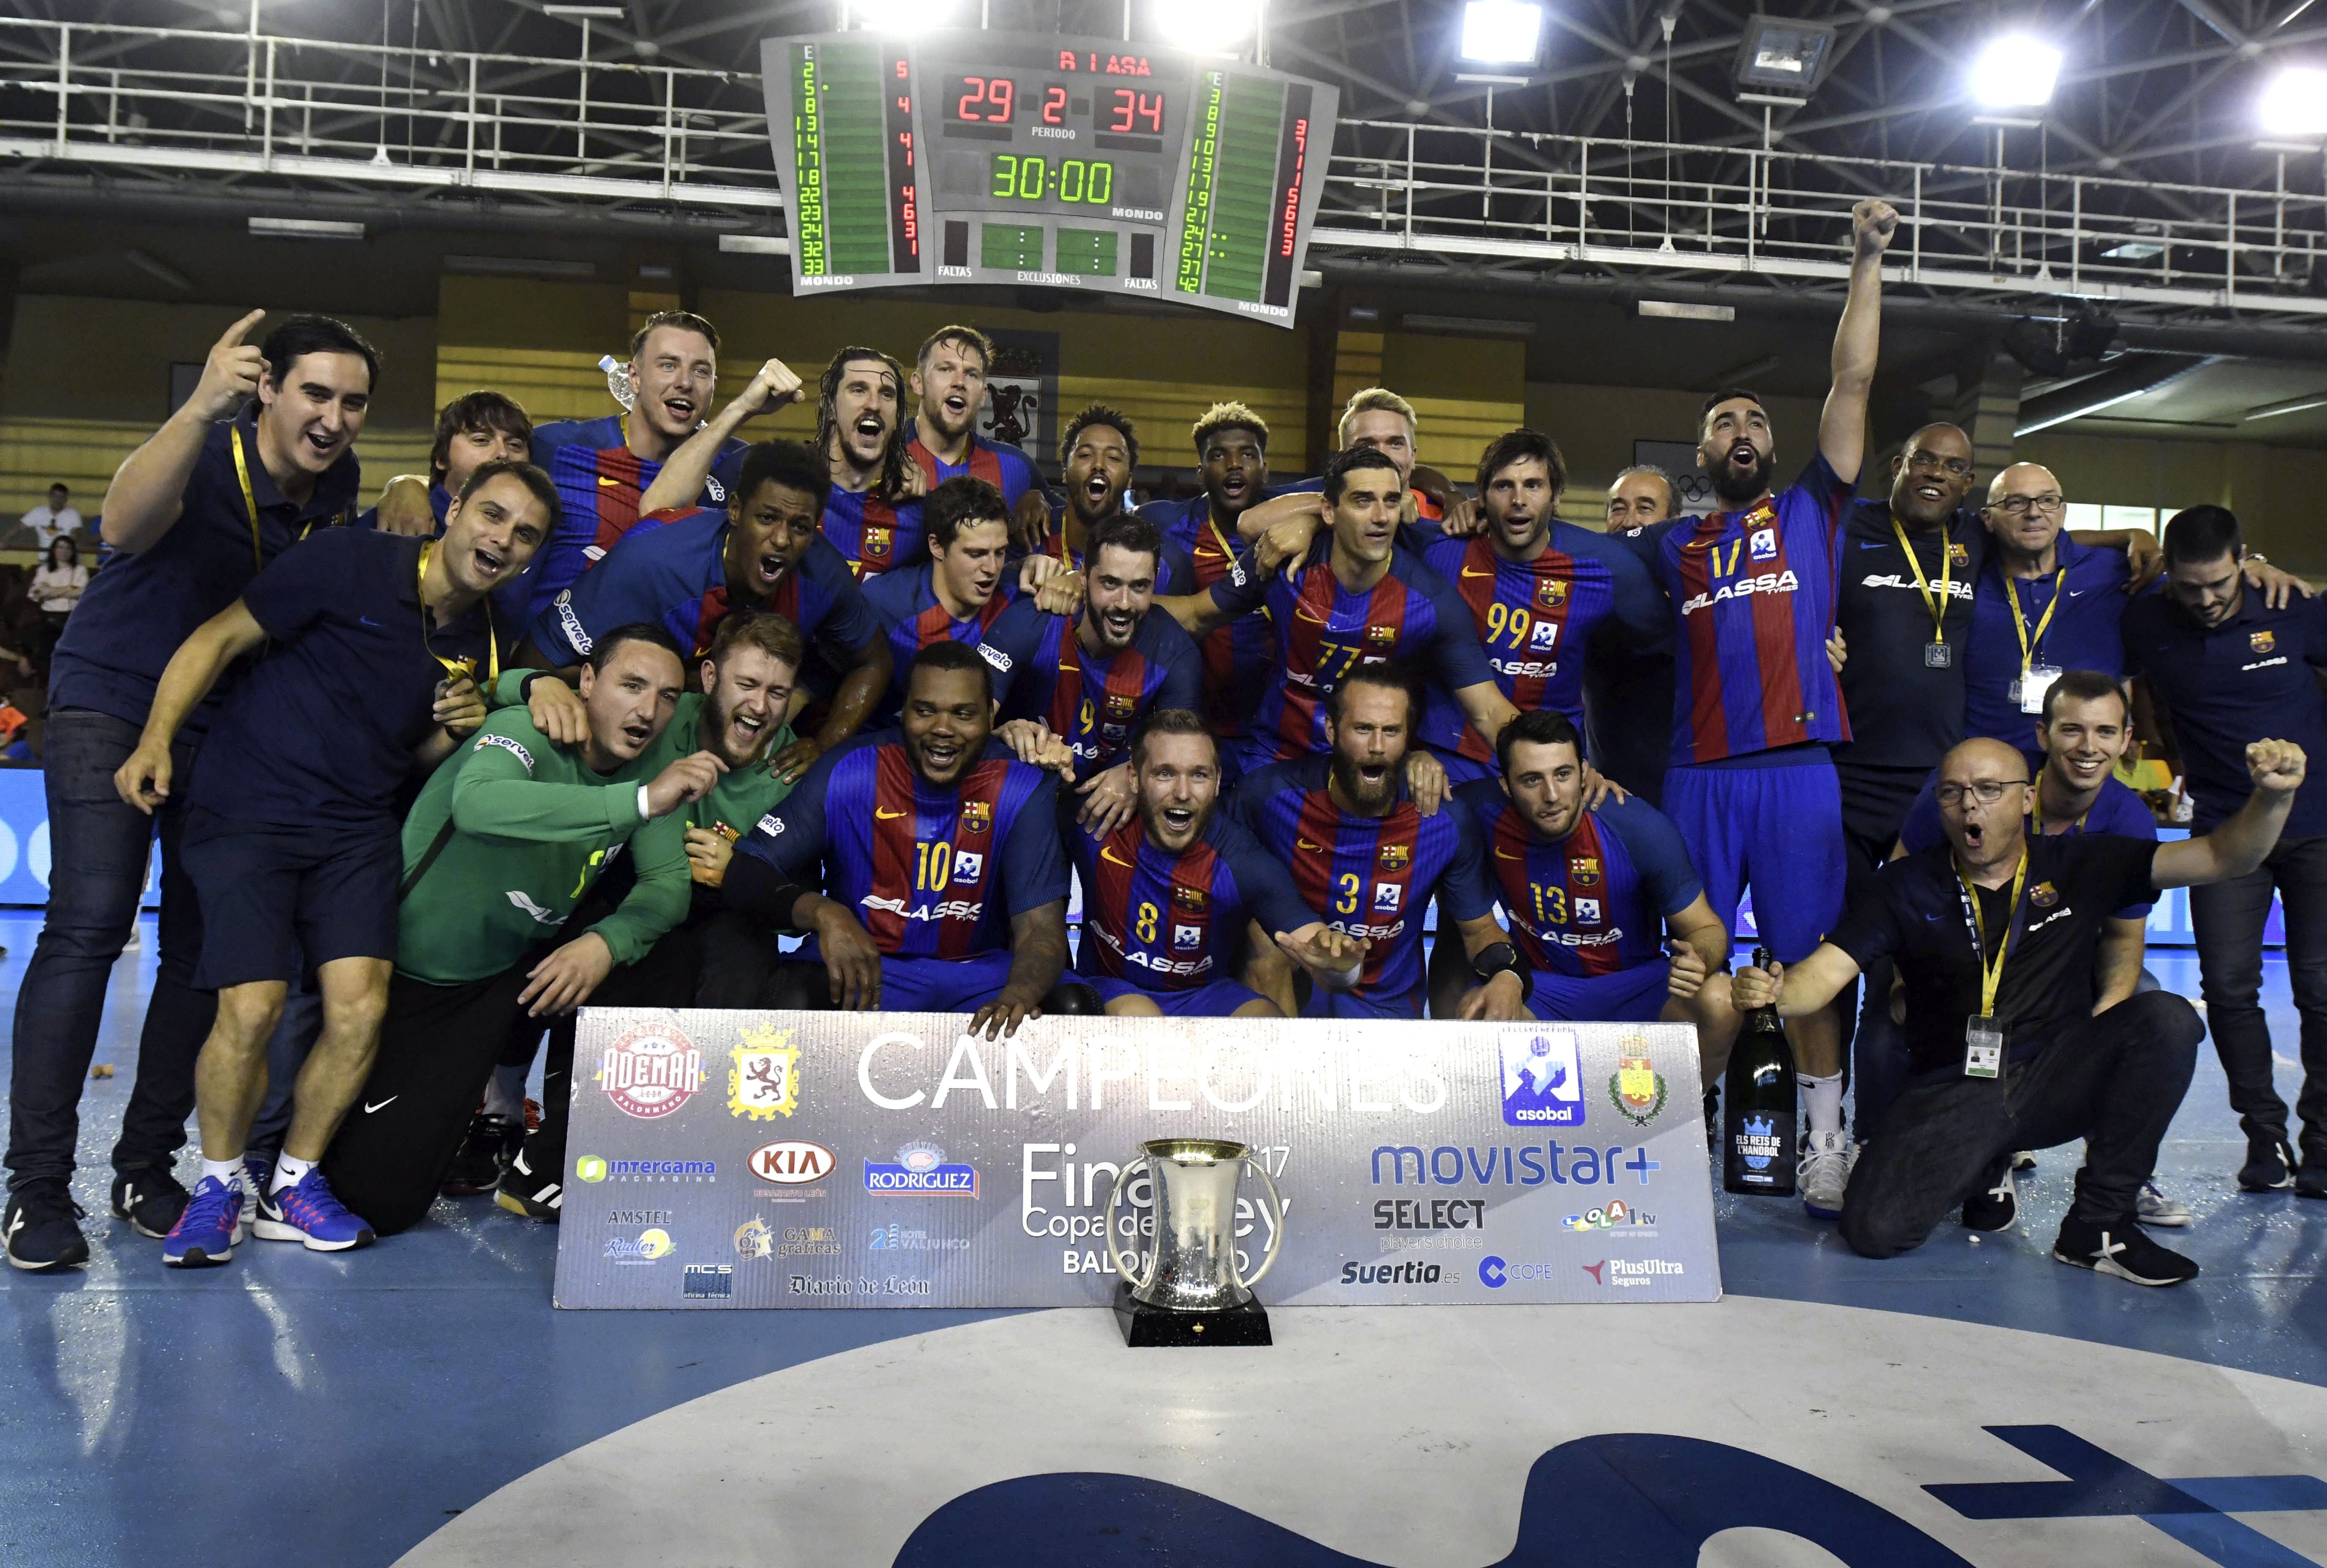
left=1233, top=1154, right=1287, bottom=1291
left=1105, top=1154, right=1156, bottom=1291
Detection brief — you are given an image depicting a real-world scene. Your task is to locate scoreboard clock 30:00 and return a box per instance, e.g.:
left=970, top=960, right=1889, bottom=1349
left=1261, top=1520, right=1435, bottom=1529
left=759, top=32, right=1340, bottom=326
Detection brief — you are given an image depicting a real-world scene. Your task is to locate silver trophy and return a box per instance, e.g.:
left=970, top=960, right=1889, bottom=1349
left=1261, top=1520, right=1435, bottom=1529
left=1105, top=1138, right=1286, bottom=1345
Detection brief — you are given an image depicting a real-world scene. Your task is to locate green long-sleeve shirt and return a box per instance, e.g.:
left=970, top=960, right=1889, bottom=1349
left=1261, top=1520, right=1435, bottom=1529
left=395, top=706, right=690, bottom=985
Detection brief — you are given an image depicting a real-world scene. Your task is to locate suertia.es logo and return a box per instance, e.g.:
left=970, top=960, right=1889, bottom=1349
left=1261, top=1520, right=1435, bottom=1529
left=1339, top=1259, right=1455, bottom=1287
left=866, top=1141, right=978, bottom=1198
left=1501, top=1029, right=1585, bottom=1127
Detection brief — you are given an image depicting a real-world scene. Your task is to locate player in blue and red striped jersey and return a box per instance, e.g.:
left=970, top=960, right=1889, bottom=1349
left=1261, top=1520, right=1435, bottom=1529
left=862, top=476, right=1031, bottom=718
left=1229, top=666, right=1526, bottom=1020
left=1440, top=711, right=1742, bottom=1075
left=1022, top=406, right=1196, bottom=593
left=1137, top=403, right=1280, bottom=765
left=518, top=441, right=890, bottom=782
left=523, top=312, right=793, bottom=621
left=989, top=514, right=1201, bottom=795
left=1222, top=387, right=1479, bottom=563
left=1419, top=429, right=1667, bottom=784
left=1171, top=447, right=1514, bottom=779
left=813, top=347, right=927, bottom=580
left=907, top=324, right=1054, bottom=540
left=1635, top=199, right=1900, bottom=1198
left=725, top=643, right=1097, bottom=1038
left=1070, top=710, right=1371, bottom=1016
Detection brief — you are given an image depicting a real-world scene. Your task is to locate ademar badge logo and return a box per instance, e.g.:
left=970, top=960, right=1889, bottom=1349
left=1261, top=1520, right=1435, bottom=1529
left=1501, top=1029, right=1585, bottom=1128
left=596, top=1020, right=704, bottom=1119
left=728, top=1022, right=800, bottom=1121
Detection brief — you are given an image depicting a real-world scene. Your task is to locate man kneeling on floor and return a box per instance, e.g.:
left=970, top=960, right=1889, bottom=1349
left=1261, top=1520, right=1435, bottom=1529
left=722, top=640, right=1098, bottom=1039
left=320, top=624, right=723, bottom=1233
left=1733, top=734, right=2308, bottom=1287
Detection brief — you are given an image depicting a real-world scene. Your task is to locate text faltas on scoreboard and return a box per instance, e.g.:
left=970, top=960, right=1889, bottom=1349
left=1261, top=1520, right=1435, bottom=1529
left=758, top=33, right=1338, bottom=325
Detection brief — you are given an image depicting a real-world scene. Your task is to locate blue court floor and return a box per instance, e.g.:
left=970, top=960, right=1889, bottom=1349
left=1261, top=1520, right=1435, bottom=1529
left=3, top=915, right=2324, bottom=1568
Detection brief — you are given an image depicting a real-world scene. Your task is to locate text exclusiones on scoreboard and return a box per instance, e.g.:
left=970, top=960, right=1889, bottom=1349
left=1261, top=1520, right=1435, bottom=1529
left=758, top=33, right=1340, bottom=326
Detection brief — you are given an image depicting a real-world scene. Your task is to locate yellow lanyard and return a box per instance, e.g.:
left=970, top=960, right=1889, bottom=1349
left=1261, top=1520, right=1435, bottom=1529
left=1204, top=506, right=1239, bottom=566
left=232, top=425, right=264, bottom=571
left=1954, top=847, right=2028, bottom=1019
left=415, top=541, right=498, bottom=689
left=2004, top=569, right=2066, bottom=675
left=2027, top=792, right=2087, bottom=838
left=1891, top=517, right=1953, bottom=645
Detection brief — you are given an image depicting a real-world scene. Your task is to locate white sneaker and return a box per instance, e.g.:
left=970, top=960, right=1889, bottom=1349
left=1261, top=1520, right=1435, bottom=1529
left=1800, top=1130, right=1855, bottom=1220
left=2136, top=1180, right=2191, bottom=1228
left=2011, top=1149, right=2037, bottom=1171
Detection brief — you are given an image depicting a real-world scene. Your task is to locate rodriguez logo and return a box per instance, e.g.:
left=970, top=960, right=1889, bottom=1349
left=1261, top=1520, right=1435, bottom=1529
left=596, top=1020, right=705, bottom=1119
left=866, top=1141, right=979, bottom=1197
left=728, top=1023, right=800, bottom=1121
left=749, top=1139, right=834, bottom=1185
left=1501, top=1029, right=1585, bottom=1127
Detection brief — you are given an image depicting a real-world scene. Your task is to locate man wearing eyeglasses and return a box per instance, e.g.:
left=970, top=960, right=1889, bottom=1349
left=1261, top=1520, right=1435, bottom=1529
left=1734, top=732, right=2307, bottom=1287
left=1965, top=466, right=2306, bottom=756
left=2125, top=505, right=2327, bottom=1198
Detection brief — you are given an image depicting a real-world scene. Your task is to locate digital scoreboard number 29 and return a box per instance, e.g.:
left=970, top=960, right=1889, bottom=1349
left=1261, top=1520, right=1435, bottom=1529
left=760, top=33, right=1338, bottom=326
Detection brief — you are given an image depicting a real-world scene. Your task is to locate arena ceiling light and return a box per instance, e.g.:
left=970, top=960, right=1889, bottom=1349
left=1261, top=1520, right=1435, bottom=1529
left=1971, top=36, right=2063, bottom=109
left=1460, top=0, right=1545, bottom=67
left=248, top=216, right=365, bottom=240
left=1732, top=16, right=1837, bottom=95
left=1154, top=0, right=1259, bottom=51
left=848, top=0, right=958, bottom=30
left=2259, top=67, right=2327, bottom=137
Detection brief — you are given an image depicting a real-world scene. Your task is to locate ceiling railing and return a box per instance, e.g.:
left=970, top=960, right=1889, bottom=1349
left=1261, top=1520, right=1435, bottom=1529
left=4, top=16, right=2323, bottom=316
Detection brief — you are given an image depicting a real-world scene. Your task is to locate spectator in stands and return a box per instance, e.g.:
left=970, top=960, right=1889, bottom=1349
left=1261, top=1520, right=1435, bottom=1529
left=32, top=537, right=87, bottom=636
left=24, top=483, right=81, bottom=552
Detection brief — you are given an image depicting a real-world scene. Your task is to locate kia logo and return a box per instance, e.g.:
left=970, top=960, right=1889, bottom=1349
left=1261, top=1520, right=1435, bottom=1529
left=749, top=1140, right=833, bottom=1184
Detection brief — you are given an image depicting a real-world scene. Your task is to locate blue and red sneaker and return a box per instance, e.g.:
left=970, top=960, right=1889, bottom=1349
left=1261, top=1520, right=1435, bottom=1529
left=161, top=1175, right=243, bottom=1269
left=253, top=1167, right=375, bottom=1252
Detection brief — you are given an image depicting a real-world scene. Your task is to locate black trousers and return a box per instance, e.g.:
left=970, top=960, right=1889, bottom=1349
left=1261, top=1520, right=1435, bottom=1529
left=1839, top=990, right=2203, bottom=1259
left=2188, top=832, right=2327, bottom=1154
left=1837, top=762, right=1929, bottom=1137
left=322, top=933, right=700, bottom=1236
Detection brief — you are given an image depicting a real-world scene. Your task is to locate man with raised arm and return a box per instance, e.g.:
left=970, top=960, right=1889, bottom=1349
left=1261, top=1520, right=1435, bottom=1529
left=1736, top=734, right=2307, bottom=1287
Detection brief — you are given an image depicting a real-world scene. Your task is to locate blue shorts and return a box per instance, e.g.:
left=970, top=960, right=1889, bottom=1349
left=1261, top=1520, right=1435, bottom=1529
left=180, top=809, right=401, bottom=989
left=1303, top=983, right=1423, bottom=1021
left=801, top=943, right=1015, bottom=1013
left=1660, top=754, right=1845, bottom=964
left=1090, top=975, right=1270, bottom=1016
left=1529, top=961, right=1670, bottom=1023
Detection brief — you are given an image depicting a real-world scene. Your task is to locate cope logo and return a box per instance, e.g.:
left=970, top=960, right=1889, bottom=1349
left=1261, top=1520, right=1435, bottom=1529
left=749, top=1140, right=834, bottom=1185
left=596, top=1021, right=705, bottom=1119
left=1500, top=1029, right=1585, bottom=1128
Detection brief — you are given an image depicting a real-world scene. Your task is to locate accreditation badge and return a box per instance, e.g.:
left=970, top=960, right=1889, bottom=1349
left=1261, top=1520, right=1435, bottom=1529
left=2018, top=664, right=2062, bottom=715
left=1964, top=1016, right=2004, bottom=1079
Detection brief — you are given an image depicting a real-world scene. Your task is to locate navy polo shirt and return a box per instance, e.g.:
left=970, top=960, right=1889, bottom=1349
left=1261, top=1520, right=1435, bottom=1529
left=2122, top=585, right=2327, bottom=837
left=1962, top=534, right=2132, bottom=746
left=190, top=529, right=502, bottom=831
left=51, top=412, right=360, bottom=734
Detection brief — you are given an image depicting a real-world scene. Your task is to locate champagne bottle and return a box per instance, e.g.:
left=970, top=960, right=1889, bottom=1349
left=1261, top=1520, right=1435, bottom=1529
left=1723, top=945, right=1798, bottom=1196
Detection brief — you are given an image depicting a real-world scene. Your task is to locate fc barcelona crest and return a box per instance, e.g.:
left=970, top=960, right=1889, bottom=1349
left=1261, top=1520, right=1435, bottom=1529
left=1536, top=577, right=1569, bottom=610
left=1365, top=623, right=1397, bottom=647
left=1948, top=542, right=1970, bottom=570
left=1569, top=856, right=1601, bottom=886
left=2029, top=882, right=2060, bottom=909
left=1171, top=883, right=1208, bottom=912
left=864, top=525, right=891, bottom=557
left=728, top=1024, right=800, bottom=1122
left=2253, top=630, right=2277, bottom=655
left=960, top=799, right=993, bottom=835
left=1378, top=842, right=1410, bottom=871
left=1608, top=1049, right=1668, bottom=1127
left=1105, top=691, right=1139, bottom=720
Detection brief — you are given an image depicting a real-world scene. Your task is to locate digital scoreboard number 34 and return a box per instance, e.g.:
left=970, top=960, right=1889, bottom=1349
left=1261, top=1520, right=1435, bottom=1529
left=758, top=33, right=1339, bottom=326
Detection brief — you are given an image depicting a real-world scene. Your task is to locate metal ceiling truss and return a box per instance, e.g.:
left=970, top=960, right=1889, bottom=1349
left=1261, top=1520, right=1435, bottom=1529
left=4, top=0, right=2326, bottom=325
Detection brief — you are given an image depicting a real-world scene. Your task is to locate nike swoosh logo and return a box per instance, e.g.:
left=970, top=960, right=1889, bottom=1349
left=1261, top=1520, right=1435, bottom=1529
left=1294, top=606, right=1327, bottom=624
left=364, top=1097, right=398, bottom=1113
left=1495, top=848, right=1523, bottom=860
left=1101, top=847, right=1134, bottom=868
left=2067, top=588, right=2088, bottom=597
left=1460, top=566, right=1495, bottom=579
left=1858, top=541, right=1889, bottom=550
left=359, top=616, right=381, bottom=627
left=598, top=475, right=620, bottom=486
left=876, top=807, right=907, bottom=820
left=1296, top=838, right=1325, bottom=852
left=1924, top=913, right=1939, bottom=922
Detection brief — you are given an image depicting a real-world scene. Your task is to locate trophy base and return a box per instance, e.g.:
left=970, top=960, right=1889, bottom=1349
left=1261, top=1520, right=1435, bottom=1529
left=1112, top=1282, right=1272, bottom=1347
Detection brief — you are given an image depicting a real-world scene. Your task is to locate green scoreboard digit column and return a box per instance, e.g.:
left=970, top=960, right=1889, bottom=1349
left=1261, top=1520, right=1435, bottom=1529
left=1174, top=68, right=1313, bottom=311
left=780, top=40, right=926, bottom=284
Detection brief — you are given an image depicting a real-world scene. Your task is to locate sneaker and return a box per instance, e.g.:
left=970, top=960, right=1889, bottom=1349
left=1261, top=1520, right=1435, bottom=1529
left=2137, top=1181, right=2192, bottom=1227
left=2238, top=1134, right=2299, bottom=1192
left=110, top=1166, right=189, bottom=1239
left=2011, top=1149, right=2037, bottom=1171
left=494, top=1145, right=562, bottom=1222
left=161, top=1175, right=243, bottom=1268
left=2297, top=1164, right=2327, bottom=1200
left=2052, top=1214, right=2199, bottom=1287
left=441, top=1113, right=523, bottom=1197
left=1961, top=1165, right=2017, bottom=1232
left=1800, top=1130, right=1855, bottom=1220
left=3, top=1179, right=90, bottom=1272
left=240, top=1152, right=273, bottom=1226
left=253, top=1168, right=375, bottom=1252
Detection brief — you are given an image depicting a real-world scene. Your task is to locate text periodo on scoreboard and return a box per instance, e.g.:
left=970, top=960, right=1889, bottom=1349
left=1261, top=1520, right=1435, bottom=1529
left=758, top=32, right=1339, bottom=325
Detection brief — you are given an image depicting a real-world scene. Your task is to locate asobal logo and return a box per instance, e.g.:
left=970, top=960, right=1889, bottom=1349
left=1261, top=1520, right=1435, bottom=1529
left=1501, top=1029, right=1585, bottom=1127
left=575, top=1156, right=609, bottom=1184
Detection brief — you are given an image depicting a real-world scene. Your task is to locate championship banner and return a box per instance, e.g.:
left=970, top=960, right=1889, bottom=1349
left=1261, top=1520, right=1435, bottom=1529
left=554, top=1011, right=1721, bottom=1309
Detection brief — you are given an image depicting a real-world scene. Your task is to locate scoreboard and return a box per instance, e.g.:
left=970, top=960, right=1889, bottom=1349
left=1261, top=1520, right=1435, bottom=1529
left=759, top=32, right=1338, bottom=326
